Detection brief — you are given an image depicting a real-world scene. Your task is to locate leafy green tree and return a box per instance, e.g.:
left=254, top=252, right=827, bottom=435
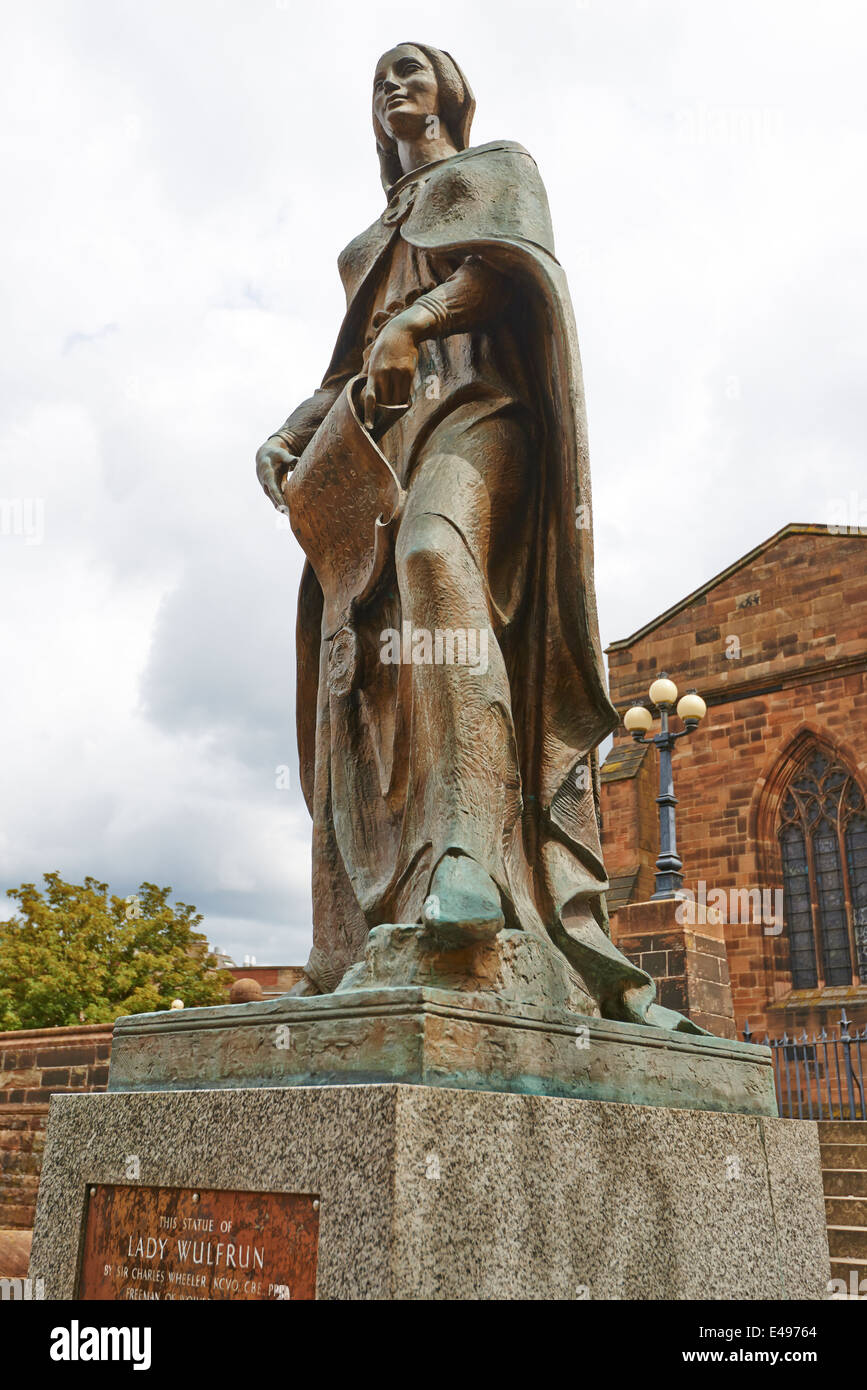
left=0, top=873, right=233, bottom=1030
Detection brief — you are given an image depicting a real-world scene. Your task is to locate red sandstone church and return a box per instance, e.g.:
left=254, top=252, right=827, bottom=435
left=602, top=522, right=867, bottom=1041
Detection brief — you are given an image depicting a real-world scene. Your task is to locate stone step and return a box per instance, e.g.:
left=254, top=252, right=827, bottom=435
left=817, top=1120, right=867, bottom=1144
left=820, top=1138, right=867, bottom=1159
left=823, top=1168, right=867, bottom=1197
left=820, top=1143, right=867, bottom=1169
left=825, top=1195, right=867, bottom=1225
left=827, top=1225, right=867, bottom=1260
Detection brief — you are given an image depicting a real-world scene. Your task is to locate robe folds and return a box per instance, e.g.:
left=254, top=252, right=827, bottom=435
left=281, top=140, right=699, bottom=1031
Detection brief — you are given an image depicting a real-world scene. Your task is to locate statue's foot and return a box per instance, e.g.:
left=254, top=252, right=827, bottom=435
left=421, top=853, right=504, bottom=948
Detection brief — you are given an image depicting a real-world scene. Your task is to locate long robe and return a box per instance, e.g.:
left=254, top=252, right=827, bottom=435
left=279, top=140, right=696, bottom=1030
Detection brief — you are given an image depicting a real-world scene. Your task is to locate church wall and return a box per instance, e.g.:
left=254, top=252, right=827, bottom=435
left=602, top=527, right=867, bottom=1038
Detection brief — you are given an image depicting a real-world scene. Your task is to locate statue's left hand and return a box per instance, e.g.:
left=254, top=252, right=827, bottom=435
left=362, top=320, right=419, bottom=430
left=256, top=437, right=297, bottom=509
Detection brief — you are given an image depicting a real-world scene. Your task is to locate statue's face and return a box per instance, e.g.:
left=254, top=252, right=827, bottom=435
left=373, top=45, right=439, bottom=141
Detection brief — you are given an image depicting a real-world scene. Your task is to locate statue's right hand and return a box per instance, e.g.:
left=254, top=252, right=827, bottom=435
left=256, top=437, right=297, bottom=510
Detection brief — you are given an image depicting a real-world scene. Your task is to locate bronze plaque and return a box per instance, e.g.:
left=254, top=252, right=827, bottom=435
left=77, top=1184, right=319, bottom=1301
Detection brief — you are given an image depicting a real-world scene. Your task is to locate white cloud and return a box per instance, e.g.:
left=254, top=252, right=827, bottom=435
left=2, top=0, right=865, bottom=961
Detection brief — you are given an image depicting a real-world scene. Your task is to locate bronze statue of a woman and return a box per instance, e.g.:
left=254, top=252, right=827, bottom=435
left=256, top=43, right=697, bottom=1032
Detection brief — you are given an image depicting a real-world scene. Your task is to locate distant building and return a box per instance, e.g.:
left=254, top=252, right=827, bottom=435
left=601, top=523, right=867, bottom=1038
left=207, top=946, right=304, bottom=1000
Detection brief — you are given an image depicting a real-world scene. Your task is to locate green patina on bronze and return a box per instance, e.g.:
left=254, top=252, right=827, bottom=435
left=109, top=927, right=777, bottom=1116
left=253, top=43, right=716, bottom=1037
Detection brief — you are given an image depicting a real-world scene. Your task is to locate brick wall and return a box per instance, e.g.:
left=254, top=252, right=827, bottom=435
left=0, top=1023, right=113, bottom=1107
left=599, top=743, right=657, bottom=906
left=226, top=965, right=305, bottom=996
left=0, top=1106, right=48, bottom=1234
left=601, top=525, right=867, bottom=1038
left=0, top=1024, right=113, bottom=1269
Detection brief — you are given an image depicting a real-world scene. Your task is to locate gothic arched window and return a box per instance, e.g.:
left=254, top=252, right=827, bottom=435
left=778, top=748, right=867, bottom=989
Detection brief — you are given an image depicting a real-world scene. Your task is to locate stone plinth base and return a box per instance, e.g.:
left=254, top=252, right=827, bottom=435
left=612, top=898, right=737, bottom=1038
left=105, top=924, right=773, bottom=1115
left=107, top=985, right=775, bottom=1116
left=30, top=1085, right=830, bottom=1300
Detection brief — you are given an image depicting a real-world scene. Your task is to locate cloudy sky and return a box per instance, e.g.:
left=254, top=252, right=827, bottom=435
left=2, top=0, right=864, bottom=965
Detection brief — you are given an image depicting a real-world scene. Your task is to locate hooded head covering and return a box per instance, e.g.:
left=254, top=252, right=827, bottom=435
left=372, top=43, right=475, bottom=193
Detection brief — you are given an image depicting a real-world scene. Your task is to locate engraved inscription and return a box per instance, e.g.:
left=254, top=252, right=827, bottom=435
left=77, top=1184, right=319, bottom=1300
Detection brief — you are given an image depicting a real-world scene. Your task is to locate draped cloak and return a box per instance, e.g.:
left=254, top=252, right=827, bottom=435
left=289, top=140, right=700, bottom=1030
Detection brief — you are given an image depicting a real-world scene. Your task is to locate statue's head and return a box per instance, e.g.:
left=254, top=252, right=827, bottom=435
left=372, top=43, right=475, bottom=192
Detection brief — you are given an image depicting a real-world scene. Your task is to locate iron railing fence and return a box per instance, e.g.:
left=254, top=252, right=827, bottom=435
left=743, top=1010, right=867, bottom=1120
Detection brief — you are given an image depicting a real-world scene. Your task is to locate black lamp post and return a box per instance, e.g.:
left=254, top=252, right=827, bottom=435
left=623, top=674, right=708, bottom=900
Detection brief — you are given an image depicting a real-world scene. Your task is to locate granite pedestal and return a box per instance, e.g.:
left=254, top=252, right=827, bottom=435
left=31, top=1083, right=830, bottom=1300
